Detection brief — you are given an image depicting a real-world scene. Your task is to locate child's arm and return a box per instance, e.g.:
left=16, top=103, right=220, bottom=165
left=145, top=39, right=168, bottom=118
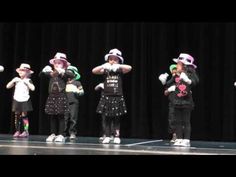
left=6, top=77, right=20, bottom=89
left=23, top=79, right=35, bottom=91
left=92, top=63, right=112, bottom=75
left=0, top=65, right=4, bottom=72
left=77, top=86, right=84, bottom=96
left=119, top=64, right=132, bottom=74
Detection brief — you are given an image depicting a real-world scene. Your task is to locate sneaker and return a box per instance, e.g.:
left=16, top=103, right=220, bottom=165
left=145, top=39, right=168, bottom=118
left=18, top=131, right=29, bottom=138
left=13, top=131, right=20, bottom=138
left=173, top=139, right=183, bottom=146
left=54, top=135, right=66, bottom=143
left=113, top=137, right=121, bottom=144
left=69, top=133, right=76, bottom=140
left=46, top=134, right=56, bottom=142
left=170, top=133, right=177, bottom=143
left=181, top=139, right=190, bottom=147
left=102, top=137, right=111, bottom=144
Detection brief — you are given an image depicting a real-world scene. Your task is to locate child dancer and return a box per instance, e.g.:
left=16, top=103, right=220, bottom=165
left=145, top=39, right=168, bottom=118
left=40, top=52, right=70, bottom=143
left=167, top=53, right=199, bottom=147
left=6, top=63, right=35, bottom=138
left=159, top=64, right=177, bottom=143
left=92, top=48, right=132, bottom=144
left=64, top=66, right=84, bottom=140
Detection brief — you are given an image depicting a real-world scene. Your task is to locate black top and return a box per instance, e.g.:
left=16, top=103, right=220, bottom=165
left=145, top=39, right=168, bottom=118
left=103, top=69, right=123, bottom=96
left=39, top=70, right=68, bottom=94
left=172, top=67, right=199, bottom=108
left=66, top=80, right=82, bottom=104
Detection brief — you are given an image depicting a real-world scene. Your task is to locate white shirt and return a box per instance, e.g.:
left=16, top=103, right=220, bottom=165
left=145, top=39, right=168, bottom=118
left=13, top=79, right=31, bottom=102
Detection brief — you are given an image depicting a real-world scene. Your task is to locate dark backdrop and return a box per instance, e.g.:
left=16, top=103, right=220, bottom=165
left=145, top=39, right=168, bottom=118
left=0, top=22, right=235, bottom=141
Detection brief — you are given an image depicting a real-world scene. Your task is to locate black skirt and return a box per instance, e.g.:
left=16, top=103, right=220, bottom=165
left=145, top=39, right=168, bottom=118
left=45, top=92, right=69, bottom=115
left=96, top=95, right=127, bottom=117
left=12, top=99, right=33, bottom=112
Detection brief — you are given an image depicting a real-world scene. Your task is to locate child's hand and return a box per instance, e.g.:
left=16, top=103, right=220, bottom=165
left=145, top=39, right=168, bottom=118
left=56, top=68, right=65, bottom=75
left=158, top=73, right=169, bottom=85
left=0, top=65, right=4, bottom=72
left=12, top=77, right=21, bottom=83
left=180, top=72, right=192, bottom=84
left=111, top=64, right=120, bottom=72
left=42, top=65, right=52, bottom=73
left=102, top=63, right=112, bottom=71
left=167, top=85, right=176, bottom=92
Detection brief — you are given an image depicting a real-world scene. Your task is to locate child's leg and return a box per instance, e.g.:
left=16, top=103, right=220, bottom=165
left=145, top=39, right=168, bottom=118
left=69, top=103, right=78, bottom=136
left=113, top=117, right=121, bottom=144
left=102, top=116, right=112, bottom=143
left=113, top=117, right=120, bottom=137
left=13, top=112, right=21, bottom=137
left=54, top=114, right=66, bottom=142
left=101, top=113, right=106, bottom=137
left=50, top=115, right=58, bottom=135
left=18, top=112, right=29, bottom=137
left=58, top=114, right=65, bottom=136
left=64, top=111, right=70, bottom=136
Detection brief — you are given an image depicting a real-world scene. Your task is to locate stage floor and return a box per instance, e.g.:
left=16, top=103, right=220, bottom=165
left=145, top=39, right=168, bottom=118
left=0, top=134, right=236, bottom=155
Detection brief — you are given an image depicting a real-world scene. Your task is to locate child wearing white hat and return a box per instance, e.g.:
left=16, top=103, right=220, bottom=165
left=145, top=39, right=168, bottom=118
left=6, top=63, right=35, bottom=138
left=40, top=52, right=71, bottom=143
left=92, top=48, right=132, bottom=144
left=167, top=53, right=199, bottom=147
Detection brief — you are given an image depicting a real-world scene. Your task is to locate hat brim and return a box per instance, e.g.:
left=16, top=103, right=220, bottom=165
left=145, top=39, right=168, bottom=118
left=173, top=58, right=197, bottom=69
left=105, top=54, right=124, bottom=63
left=49, top=58, right=71, bottom=67
left=16, top=68, right=34, bottom=74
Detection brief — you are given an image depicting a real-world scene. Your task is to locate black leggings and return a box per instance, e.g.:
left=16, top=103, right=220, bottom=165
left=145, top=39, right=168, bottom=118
left=174, top=108, right=191, bottom=139
left=102, top=115, right=120, bottom=137
left=50, top=115, right=65, bottom=135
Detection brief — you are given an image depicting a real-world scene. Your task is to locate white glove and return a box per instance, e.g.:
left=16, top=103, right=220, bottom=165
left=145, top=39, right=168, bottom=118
left=167, top=85, right=176, bottom=92
left=111, top=64, right=121, bottom=72
left=23, top=78, right=30, bottom=84
left=12, top=77, right=21, bottom=83
left=158, top=73, right=169, bottom=85
left=42, top=65, right=53, bottom=73
left=180, top=72, right=192, bottom=84
left=0, top=65, right=4, bottom=72
left=56, top=68, right=65, bottom=75
left=102, top=63, right=112, bottom=71
left=95, top=83, right=104, bottom=90
left=234, top=82, right=236, bottom=87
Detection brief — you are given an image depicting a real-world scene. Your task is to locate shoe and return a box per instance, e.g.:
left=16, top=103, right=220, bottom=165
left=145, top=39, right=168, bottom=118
left=113, top=137, right=121, bottom=144
left=102, top=137, right=111, bottom=144
left=170, top=133, right=177, bottom=143
left=54, top=135, right=66, bottom=143
left=181, top=139, right=190, bottom=147
left=13, top=131, right=20, bottom=138
left=69, top=133, right=76, bottom=140
left=46, top=134, right=56, bottom=142
left=18, top=131, right=29, bottom=138
left=173, top=139, right=183, bottom=146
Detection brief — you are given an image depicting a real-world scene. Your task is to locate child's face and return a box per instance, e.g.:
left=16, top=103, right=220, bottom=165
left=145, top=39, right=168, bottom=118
left=53, top=60, right=65, bottom=69
left=171, top=68, right=177, bottom=75
left=108, top=56, right=120, bottom=65
left=177, top=61, right=184, bottom=73
left=18, top=69, right=28, bottom=78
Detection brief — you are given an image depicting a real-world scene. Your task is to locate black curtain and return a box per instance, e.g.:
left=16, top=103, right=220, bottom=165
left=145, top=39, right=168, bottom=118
left=0, top=22, right=235, bottom=141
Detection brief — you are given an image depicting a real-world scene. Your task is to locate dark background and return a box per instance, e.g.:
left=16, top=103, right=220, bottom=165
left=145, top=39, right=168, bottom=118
left=0, top=22, right=235, bottom=141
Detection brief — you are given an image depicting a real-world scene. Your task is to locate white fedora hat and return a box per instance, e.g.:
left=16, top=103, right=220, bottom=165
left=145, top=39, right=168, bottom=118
left=16, top=63, right=34, bottom=74
left=173, top=53, right=197, bottom=69
left=104, top=48, right=124, bottom=63
left=49, top=52, right=71, bottom=67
